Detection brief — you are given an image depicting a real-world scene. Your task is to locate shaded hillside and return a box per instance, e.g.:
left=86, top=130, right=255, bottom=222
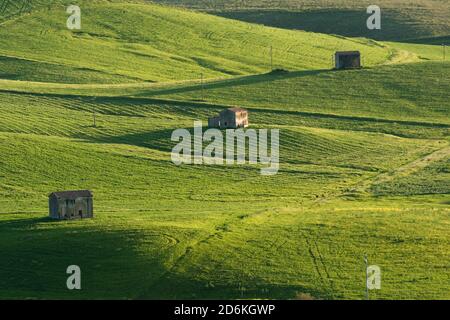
left=0, top=0, right=396, bottom=83
left=0, top=0, right=448, bottom=301
left=153, top=0, right=450, bottom=41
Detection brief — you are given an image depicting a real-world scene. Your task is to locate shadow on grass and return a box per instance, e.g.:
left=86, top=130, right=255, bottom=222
left=0, top=215, right=336, bottom=300
left=247, top=106, right=450, bottom=129
left=139, top=270, right=334, bottom=300
left=0, top=215, right=174, bottom=299
left=406, top=35, right=450, bottom=45
left=84, top=128, right=177, bottom=153
left=76, top=103, right=448, bottom=154
left=134, top=69, right=331, bottom=98
left=215, top=9, right=445, bottom=42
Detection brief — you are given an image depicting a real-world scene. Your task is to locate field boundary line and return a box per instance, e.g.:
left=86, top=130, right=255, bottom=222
left=370, top=144, right=450, bottom=187
left=355, top=142, right=450, bottom=193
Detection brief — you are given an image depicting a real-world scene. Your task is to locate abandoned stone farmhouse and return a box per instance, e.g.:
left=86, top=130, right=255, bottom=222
left=208, top=107, right=249, bottom=129
left=335, top=51, right=362, bottom=69
left=49, top=190, right=93, bottom=220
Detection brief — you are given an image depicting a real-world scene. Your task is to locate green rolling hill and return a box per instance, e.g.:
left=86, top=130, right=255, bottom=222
left=0, top=0, right=448, bottom=300
left=154, top=0, right=450, bottom=42
left=0, top=0, right=396, bottom=84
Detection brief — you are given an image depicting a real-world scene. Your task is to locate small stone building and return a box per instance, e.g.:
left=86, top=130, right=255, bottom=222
left=335, top=51, right=361, bottom=69
left=49, top=190, right=93, bottom=220
left=208, top=108, right=249, bottom=129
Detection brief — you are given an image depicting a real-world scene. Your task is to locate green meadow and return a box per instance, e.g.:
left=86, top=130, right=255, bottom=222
left=0, top=0, right=448, bottom=300
left=157, top=0, right=450, bottom=42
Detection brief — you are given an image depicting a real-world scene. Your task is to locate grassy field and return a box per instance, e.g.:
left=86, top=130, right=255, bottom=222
left=155, top=0, right=450, bottom=42
left=0, top=0, right=449, bottom=300
left=0, top=0, right=396, bottom=84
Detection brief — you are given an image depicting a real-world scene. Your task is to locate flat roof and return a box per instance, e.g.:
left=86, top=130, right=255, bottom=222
left=49, top=190, right=93, bottom=199
left=335, top=51, right=361, bottom=55
left=226, top=107, right=247, bottom=113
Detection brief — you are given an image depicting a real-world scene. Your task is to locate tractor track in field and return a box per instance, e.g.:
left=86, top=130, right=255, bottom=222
left=355, top=143, right=450, bottom=194
left=313, top=239, right=334, bottom=289
left=138, top=208, right=273, bottom=298
left=308, top=141, right=450, bottom=201
left=138, top=143, right=450, bottom=298
left=304, top=237, right=325, bottom=285
left=303, top=233, right=336, bottom=296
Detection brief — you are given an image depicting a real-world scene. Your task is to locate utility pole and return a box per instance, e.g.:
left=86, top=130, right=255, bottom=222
left=270, top=46, right=273, bottom=71
left=91, top=97, right=96, bottom=128
left=364, top=254, right=369, bottom=300
left=200, top=73, right=204, bottom=101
